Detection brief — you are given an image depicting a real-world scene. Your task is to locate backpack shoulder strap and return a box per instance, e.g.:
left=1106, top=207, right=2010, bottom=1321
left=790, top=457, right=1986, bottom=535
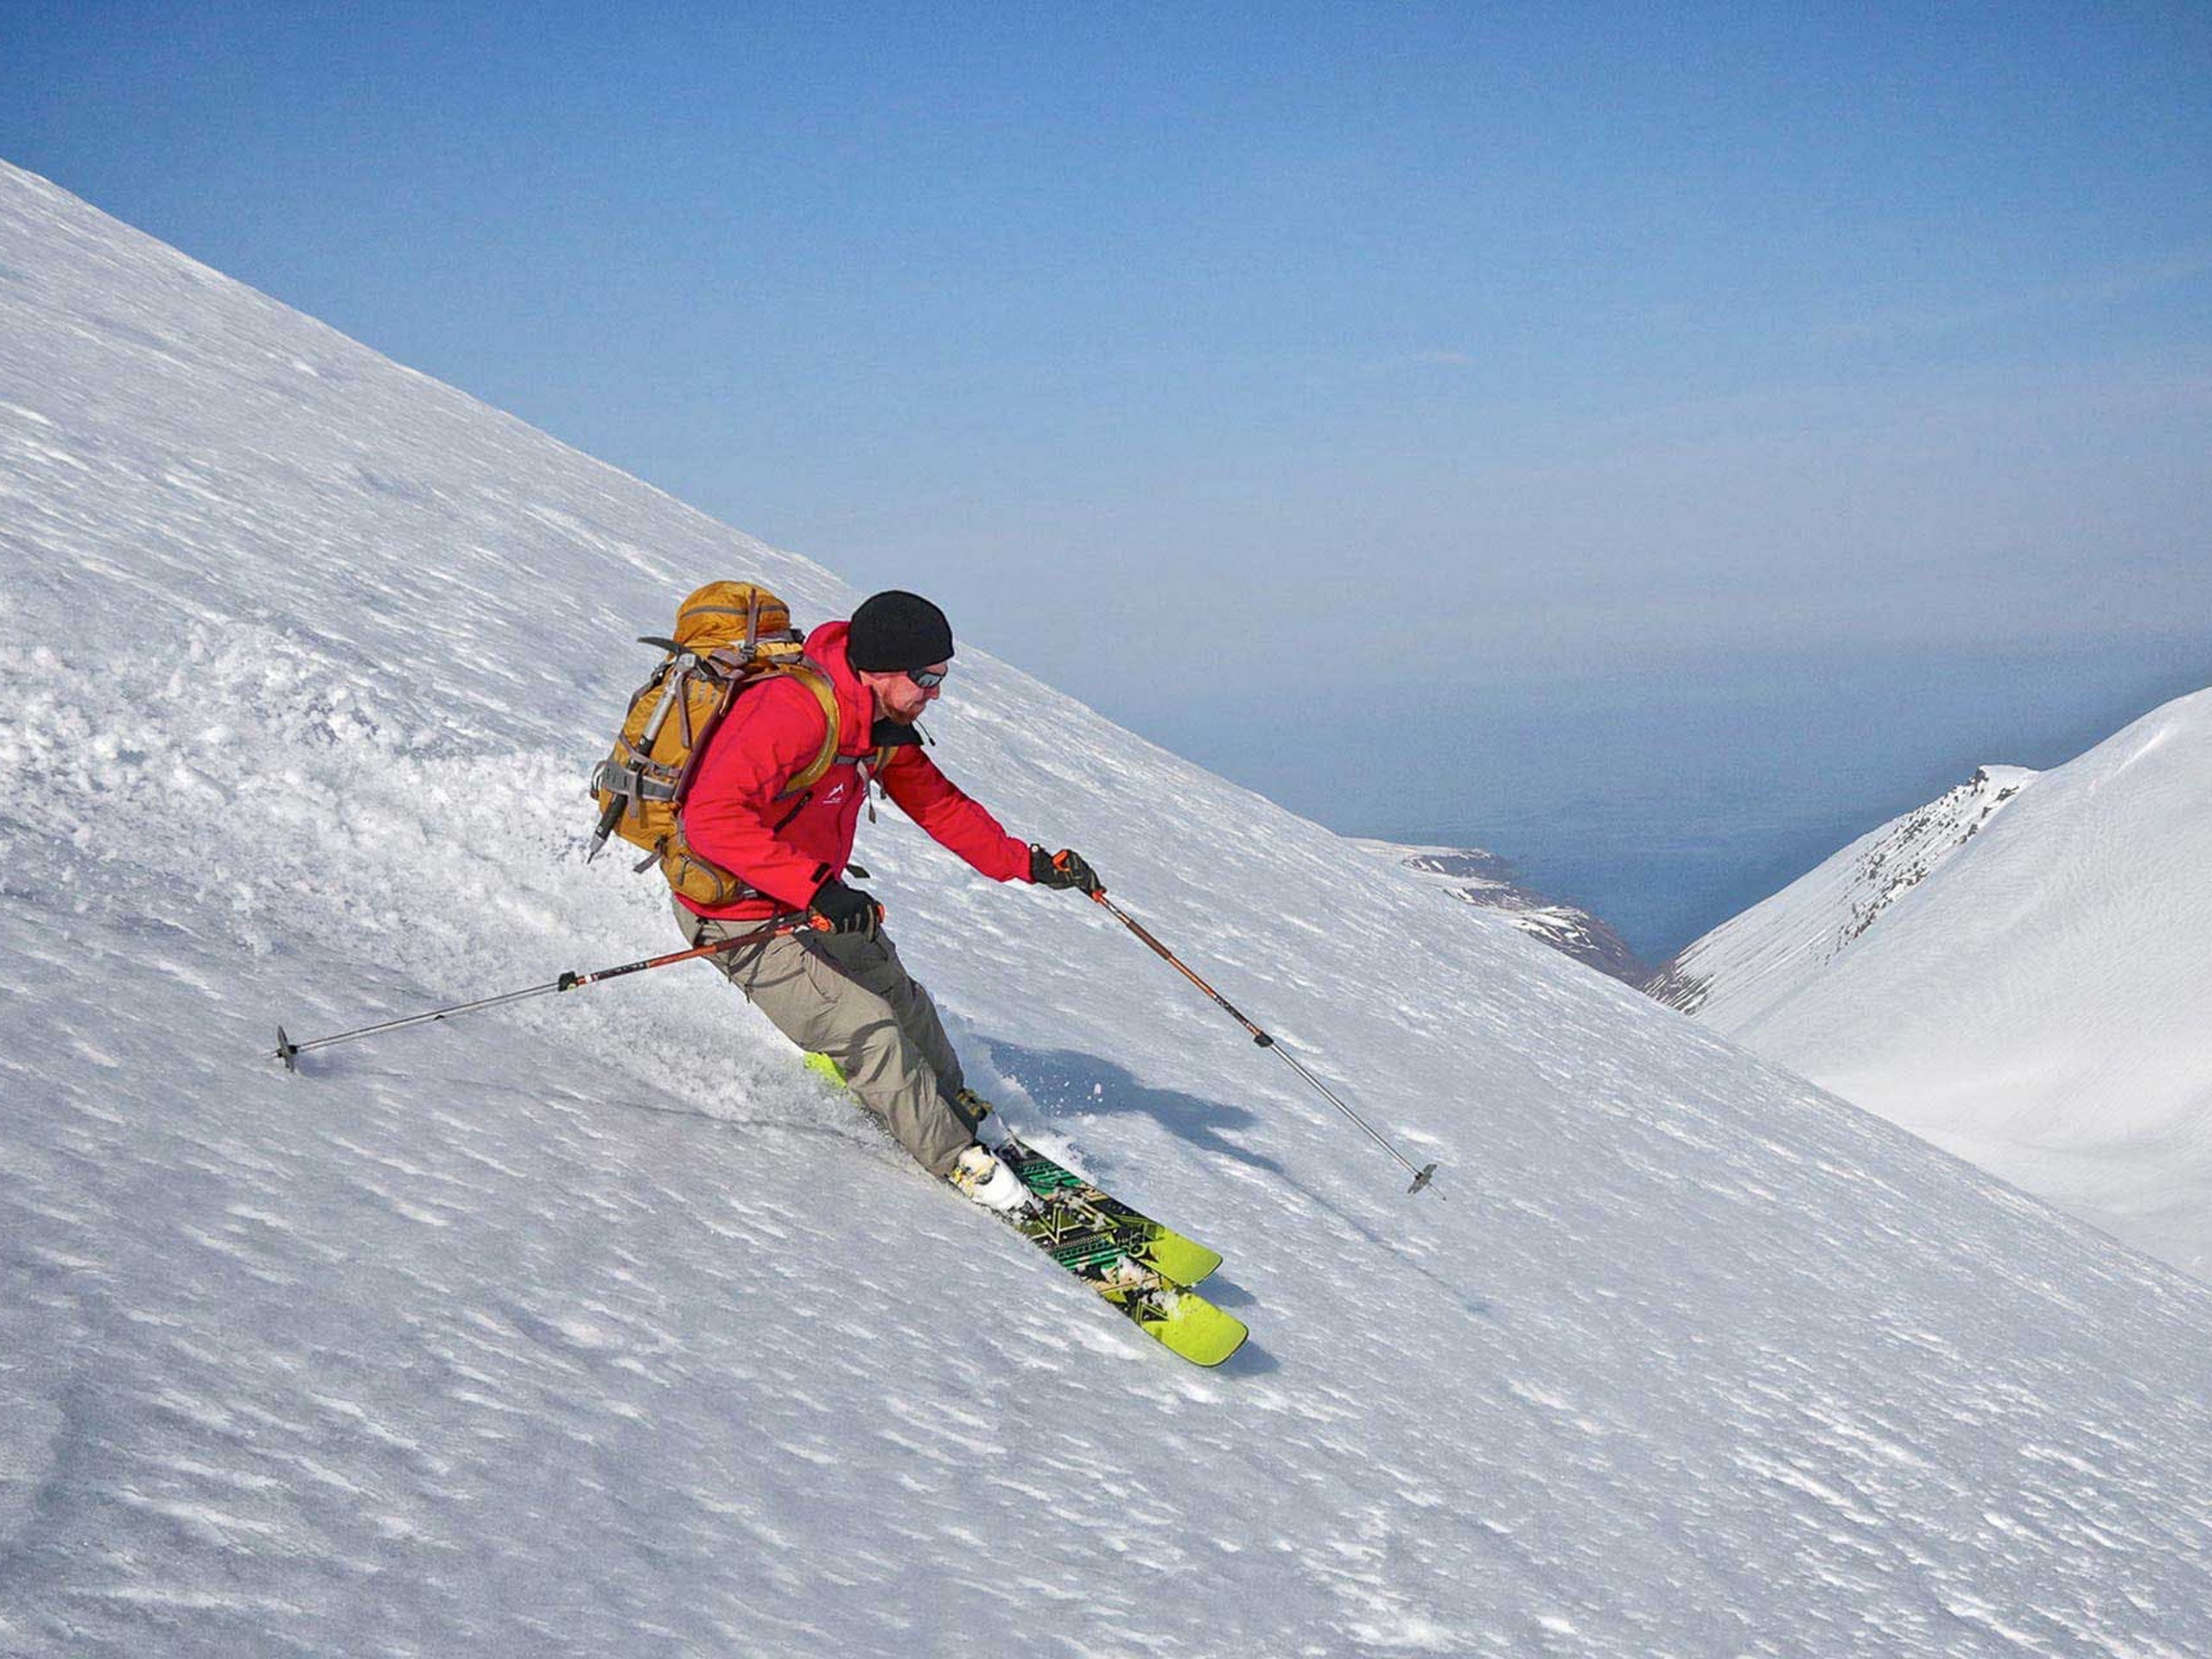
left=769, top=661, right=844, bottom=796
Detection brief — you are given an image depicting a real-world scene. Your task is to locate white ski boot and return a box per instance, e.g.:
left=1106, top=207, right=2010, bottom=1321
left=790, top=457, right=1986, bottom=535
left=950, top=1143, right=1033, bottom=1214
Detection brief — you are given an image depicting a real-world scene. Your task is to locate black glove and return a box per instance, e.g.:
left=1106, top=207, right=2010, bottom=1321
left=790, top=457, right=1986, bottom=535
left=809, top=877, right=883, bottom=937
left=1030, top=844, right=1103, bottom=895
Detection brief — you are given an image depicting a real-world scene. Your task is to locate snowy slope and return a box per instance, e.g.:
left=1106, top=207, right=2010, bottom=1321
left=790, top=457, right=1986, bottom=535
left=6, top=161, right=2212, bottom=1657
left=1352, top=839, right=1650, bottom=985
left=1651, top=766, right=2037, bottom=1022
left=1675, top=693, right=2212, bottom=1280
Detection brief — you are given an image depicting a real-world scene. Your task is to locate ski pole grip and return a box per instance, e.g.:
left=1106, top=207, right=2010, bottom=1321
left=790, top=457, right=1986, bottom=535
left=1053, top=849, right=1103, bottom=894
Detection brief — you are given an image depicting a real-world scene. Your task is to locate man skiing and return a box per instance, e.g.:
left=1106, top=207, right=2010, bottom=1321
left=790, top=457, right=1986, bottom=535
left=671, top=589, right=1102, bottom=1213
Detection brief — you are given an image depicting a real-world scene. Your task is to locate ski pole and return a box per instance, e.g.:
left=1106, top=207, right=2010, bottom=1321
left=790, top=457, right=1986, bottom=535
left=1081, top=884, right=1440, bottom=1197
left=272, top=915, right=822, bottom=1071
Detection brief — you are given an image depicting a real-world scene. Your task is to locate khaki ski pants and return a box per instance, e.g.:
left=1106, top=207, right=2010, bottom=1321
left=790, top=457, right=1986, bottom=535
left=675, top=899, right=983, bottom=1176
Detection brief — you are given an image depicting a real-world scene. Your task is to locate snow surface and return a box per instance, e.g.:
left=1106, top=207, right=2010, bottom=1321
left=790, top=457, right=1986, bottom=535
left=1670, top=696, right=2212, bottom=1281
left=6, top=160, right=2212, bottom=1656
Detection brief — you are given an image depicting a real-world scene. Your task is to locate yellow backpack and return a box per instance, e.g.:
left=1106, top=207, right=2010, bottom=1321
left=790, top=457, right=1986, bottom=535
left=586, top=581, right=868, bottom=907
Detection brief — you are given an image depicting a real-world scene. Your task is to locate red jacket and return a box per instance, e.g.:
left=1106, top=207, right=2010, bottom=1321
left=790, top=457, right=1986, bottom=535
left=676, top=620, right=1033, bottom=918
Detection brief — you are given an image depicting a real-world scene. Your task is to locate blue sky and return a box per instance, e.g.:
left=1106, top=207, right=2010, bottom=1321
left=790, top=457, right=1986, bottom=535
left=6, top=2, right=2209, bottom=948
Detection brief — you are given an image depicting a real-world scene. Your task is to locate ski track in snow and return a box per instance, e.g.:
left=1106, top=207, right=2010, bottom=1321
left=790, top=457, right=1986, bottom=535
left=5, top=160, right=2212, bottom=1656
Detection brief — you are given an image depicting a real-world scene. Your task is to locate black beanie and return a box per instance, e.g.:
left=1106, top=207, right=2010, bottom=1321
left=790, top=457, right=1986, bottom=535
left=848, top=590, right=955, bottom=672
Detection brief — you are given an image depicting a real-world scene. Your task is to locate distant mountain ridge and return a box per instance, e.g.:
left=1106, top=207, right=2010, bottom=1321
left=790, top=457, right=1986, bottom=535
left=1352, top=839, right=1651, bottom=985
left=1648, top=765, right=2036, bottom=1022
left=1657, top=692, right=2212, bottom=1279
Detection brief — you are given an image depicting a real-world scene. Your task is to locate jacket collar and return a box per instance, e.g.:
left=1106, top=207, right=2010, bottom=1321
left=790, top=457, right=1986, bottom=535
left=805, top=620, right=883, bottom=757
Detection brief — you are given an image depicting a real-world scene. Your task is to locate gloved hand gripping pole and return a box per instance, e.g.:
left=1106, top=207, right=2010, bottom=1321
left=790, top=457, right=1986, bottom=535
left=272, top=916, right=820, bottom=1071
left=1084, top=889, right=1440, bottom=1197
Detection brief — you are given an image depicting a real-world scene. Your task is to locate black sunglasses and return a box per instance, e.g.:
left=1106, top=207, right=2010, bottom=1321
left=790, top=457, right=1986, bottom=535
left=906, top=664, right=949, bottom=689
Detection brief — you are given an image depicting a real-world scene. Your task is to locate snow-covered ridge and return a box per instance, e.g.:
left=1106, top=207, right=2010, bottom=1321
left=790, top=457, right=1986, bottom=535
left=8, top=161, right=2212, bottom=1655
left=1670, top=684, right=2212, bottom=1281
left=1650, top=765, right=2035, bottom=1021
left=1351, top=839, right=1650, bottom=985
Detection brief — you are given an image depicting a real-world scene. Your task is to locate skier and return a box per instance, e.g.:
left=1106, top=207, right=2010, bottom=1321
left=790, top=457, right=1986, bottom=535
left=671, top=589, right=1103, bottom=1213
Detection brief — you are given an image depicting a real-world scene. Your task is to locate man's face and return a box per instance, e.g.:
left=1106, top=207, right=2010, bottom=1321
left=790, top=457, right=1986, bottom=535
left=867, top=664, right=946, bottom=724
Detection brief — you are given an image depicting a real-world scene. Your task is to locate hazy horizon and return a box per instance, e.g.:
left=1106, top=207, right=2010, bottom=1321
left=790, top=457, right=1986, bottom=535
left=1102, top=633, right=2212, bottom=959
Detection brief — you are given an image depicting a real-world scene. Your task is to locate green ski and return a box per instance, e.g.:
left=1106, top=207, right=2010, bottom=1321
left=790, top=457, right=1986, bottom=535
left=804, top=1053, right=1245, bottom=1366
left=998, top=1187, right=1248, bottom=1367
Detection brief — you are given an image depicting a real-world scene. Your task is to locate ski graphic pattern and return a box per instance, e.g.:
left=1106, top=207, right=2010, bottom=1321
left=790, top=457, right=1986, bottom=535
left=803, top=1053, right=1244, bottom=1365
left=998, top=1195, right=1247, bottom=1367
left=991, top=1133, right=1223, bottom=1288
